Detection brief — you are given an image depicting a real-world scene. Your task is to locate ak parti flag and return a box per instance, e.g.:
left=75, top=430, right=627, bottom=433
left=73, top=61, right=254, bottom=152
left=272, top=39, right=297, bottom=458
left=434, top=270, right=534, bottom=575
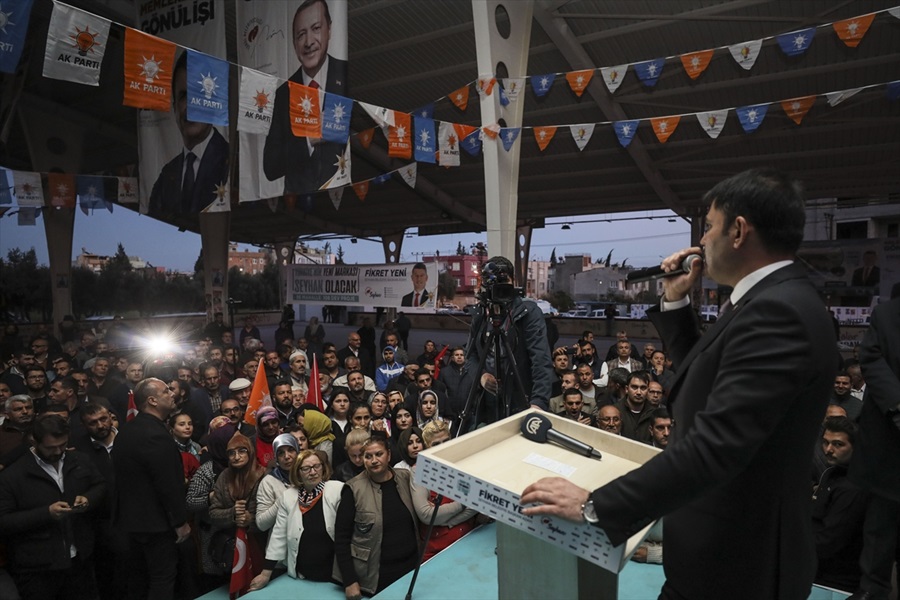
left=357, top=128, right=375, bottom=149
left=565, top=70, right=594, bottom=97
left=122, top=27, right=176, bottom=111
left=680, top=50, right=714, bottom=80
left=353, top=181, right=369, bottom=201
left=449, top=84, right=470, bottom=111
left=781, top=96, right=815, bottom=125
left=833, top=13, right=875, bottom=48
left=388, top=112, right=412, bottom=159
left=533, top=126, right=557, bottom=151
left=243, top=359, right=271, bottom=427
left=47, top=173, right=76, bottom=208
left=308, top=356, right=325, bottom=412
left=288, top=81, right=322, bottom=138
left=651, top=116, right=681, bottom=143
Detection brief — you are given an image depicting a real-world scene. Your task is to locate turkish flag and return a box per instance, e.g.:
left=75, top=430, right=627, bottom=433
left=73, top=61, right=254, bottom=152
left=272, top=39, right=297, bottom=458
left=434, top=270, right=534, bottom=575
left=126, top=390, right=138, bottom=422
left=229, top=527, right=256, bottom=599
left=308, top=355, right=325, bottom=412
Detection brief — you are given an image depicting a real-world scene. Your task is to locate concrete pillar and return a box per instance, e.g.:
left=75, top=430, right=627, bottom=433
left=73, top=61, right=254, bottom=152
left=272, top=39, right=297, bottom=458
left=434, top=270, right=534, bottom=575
left=689, top=209, right=705, bottom=306
left=472, top=0, right=533, bottom=261
left=515, top=222, right=533, bottom=287
left=275, top=239, right=296, bottom=311
left=43, top=206, right=76, bottom=331
left=199, top=212, right=231, bottom=323
left=382, top=233, right=404, bottom=264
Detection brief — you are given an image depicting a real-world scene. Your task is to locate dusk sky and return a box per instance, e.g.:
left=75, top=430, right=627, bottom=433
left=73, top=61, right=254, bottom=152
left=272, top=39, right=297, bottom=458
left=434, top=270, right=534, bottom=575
left=0, top=205, right=691, bottom=272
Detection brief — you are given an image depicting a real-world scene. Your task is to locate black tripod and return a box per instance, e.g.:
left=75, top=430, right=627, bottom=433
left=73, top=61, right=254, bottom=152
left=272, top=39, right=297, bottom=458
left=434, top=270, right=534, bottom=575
left=405, top=292, right=529, bottom=600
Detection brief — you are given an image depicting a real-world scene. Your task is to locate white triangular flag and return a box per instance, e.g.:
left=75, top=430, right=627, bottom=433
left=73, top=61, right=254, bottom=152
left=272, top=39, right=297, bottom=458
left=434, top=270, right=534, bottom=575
left=117, top=177, right=138, bottom=204
left=12, top=171, right=44, bottom=207
left=329, top=188, right=343, bottom=211
left=728, top=40, right=762, bottom=71
left=695, top=109, right=728, bottom=139
left=889, top=8, right=900, bottom=19
left=237, top=67, right=278, bottom=134
left=568, top=124, right=595, bottom=151
left=267, top=198, right=279, bottom=213
left=42, top=1, right=111, bottom=86
left=399, top=163, right=417, bottom=189
left=202, top=181, right=230, bottom=212
left=359, top=101, right=395, bottom=128
left=319, top=141, right=352, bottom=189
left=501, top=78, right=525, bottom=103
left=599, top=65, right=628, bottom=94
left=438, top=122, right=461, bottom=167
left=826, top=88, right=862, bottom=107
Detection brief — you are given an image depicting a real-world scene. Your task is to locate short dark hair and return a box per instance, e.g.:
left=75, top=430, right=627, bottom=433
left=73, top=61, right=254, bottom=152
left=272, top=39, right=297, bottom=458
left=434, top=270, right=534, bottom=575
left=703, top=168, right=805, bottom=255
left=823, top=415, right=857, bottom=445
left=33, top=413, right=70, bottom=443
left=834, top=370, right=850, bottom=380
left=415, top=368, right=431, bottom=380
left=81, top=402, right=110, bottom=422
left=273, top=379, right=293, bottom=392
left=650, top=407, right=672, bottom=425
left=54, top=376, right=77, bottom=394
left=563, top=388, right=583, bottom=401
left=627, top=370, right=651, bottom=386
left=412, top=262, right=427, bottom=272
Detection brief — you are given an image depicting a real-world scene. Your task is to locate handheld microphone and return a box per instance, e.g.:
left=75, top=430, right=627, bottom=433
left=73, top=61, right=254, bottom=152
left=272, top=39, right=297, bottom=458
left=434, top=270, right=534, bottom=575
left=520, top=414, right=602, bottom=460
left=625, top=254, right=702, bottom=285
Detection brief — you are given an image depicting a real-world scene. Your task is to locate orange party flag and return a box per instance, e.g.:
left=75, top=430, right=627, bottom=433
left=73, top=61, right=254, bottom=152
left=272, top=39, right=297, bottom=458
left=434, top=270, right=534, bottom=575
left=243, top=358, right=271, bottom=427
left=288, top=81, right=322, bottom=138
left=565, top=69, right=594, bottom=97
left=651, top=116, right=681, bottom=143
left=680, top=49, right=714, bottom=80
left=353, top=181, right=369, bottom=201
left=781, top=96, right=815, bottom=125
left=482, top=124, right=500, bottom=139
left=450, top=84, right=470, bottom=111
left=533, top=126, right=557, bottom=151
left=357, top=127, right=375, bottom=149
left=388, top=112, right=412, bottom=159
left=47, top=173, right=76, bottom=208
left=123, top=28, right=176, bottom=111
left=833, top=13, right=875, bottom=48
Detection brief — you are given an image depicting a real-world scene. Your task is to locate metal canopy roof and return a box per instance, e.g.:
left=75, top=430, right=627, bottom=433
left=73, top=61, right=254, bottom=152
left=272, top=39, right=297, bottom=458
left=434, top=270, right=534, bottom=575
left=2, top=0, right=899, bottom=246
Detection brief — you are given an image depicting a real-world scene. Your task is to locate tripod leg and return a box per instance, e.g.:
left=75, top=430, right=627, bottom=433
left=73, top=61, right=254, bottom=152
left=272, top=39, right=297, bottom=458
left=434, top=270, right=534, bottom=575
left=404, top=493, right=445, bottom=600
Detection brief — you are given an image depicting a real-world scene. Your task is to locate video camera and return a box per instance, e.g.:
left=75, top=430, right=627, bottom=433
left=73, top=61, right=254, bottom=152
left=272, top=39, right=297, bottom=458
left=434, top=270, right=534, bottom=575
left=478, top=261, right=523, bottom=305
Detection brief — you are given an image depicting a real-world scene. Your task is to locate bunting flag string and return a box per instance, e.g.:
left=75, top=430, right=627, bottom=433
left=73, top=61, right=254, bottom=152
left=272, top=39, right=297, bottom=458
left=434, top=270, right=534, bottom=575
left=43, top=1, right=111, bottom=86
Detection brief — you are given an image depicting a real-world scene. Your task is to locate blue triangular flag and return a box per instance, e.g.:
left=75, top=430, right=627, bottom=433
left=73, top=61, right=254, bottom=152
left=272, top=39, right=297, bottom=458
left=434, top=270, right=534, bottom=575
left=0, top=169, right=12, bottom=205
left=77, top=175, right=107, bottom=211
left=462, top=130, right=482, bottom=156
left=322, top=92, right=354, bottom=144
left=498, top=84, right=510, bottom=107
left=530, top=73, right=556, bottom=98
left=373, top=173, right=391, bottom=185
left=186, top=49, right=229, bottom=126
left=776, top=27, right=815, bottom=57
left=634, top=58, right=665, bottom=87
left=886, top=81, right=900, bottom=101
left=499, top=128, right=520, bottom=151
left=613, top=120, right=640, bottom=148
left=0, top=0, right=35, bottom=74
left=415, top=103, right=434, bottom=119
left=413, top=117, right=436, bottom=164
left=735, top=104, right=769, bottom=133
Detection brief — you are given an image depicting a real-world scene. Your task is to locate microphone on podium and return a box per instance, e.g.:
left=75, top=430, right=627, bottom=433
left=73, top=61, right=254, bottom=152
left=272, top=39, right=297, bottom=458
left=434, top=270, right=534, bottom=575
left=625, top=253, right=702, bottom=285
left=520, top=413, right=603, bottom=460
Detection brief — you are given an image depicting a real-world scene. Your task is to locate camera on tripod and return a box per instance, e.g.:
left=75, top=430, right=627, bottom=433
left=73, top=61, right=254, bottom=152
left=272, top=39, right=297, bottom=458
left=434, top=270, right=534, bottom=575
left=478, top=261, right=523, bottom=305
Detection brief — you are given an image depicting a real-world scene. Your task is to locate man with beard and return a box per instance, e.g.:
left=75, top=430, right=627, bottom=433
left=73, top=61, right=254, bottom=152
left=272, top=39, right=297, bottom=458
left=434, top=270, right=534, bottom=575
left=23, top=366, right=49, bottom=414
left=220, top=398, right=256, bottom=439
left=288, top=351, right=309, bottom=389
left=438, top=347, right=476, bottom=423
left=829, top=371, right=862, bottom=422
left=345, top=370, right=369, bottom=404
left=0, top=395, right=34, bottom=469
left=86, top=357, right=129, bottom=424
left=615, top=371, right=654, bottom=444
left=188, top=364, right=229, bottom=441
left=272, top=380, right=297, bottom=428
left=0, top=413, right=106, bottom=599
left=219, top=346, right=239, bottom=388
left=47, top=377, right=88, bottom=442
left=0, top=349, right=34, bottom=396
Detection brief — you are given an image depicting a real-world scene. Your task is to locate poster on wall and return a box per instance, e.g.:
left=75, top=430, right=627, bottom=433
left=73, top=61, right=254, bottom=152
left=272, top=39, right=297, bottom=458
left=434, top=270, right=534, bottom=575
left=235, top=0, right=349, bottom=203
left=797, top=238, right=899, bottom=307
left=136, top=0, right=229, bottom=217
left=285, top=262, right=439, bottom=310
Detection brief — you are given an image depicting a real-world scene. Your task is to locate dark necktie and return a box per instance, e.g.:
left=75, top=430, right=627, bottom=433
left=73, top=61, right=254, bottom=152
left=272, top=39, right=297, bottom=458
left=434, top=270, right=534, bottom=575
left=309, top=80, right=319, bottom=90
left=414, top=292, right=420, bottom=307
left=719, top=299, right=733, bottom=317
left=181, top=151, right=196, bottom=213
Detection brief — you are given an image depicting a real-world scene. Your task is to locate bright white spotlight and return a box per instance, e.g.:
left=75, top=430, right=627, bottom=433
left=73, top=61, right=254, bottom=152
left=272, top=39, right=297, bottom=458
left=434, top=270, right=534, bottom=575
left=145, top=334, right=175, bottom=355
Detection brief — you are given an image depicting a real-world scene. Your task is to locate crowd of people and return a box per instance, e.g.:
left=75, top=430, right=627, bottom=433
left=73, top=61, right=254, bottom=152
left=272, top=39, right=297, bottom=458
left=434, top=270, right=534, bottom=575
left=0, top=298, right=889, bottom=599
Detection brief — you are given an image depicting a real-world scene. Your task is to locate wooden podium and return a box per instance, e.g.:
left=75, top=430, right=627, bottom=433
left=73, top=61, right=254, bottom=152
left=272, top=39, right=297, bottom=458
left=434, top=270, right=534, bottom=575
left=416, top=410, right=660, bottom=600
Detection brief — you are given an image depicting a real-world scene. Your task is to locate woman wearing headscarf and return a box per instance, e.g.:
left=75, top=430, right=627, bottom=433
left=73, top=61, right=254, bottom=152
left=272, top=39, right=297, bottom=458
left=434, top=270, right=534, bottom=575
left=415, top=389, right=443, bottom=429
left=302, top=409, right=336, bottom=467
left=393, top=427, right=423, bottom=471
left=248, top=449, right=343, bottom=591
left=250, top=433, right=299, bottom=532
left=186, top=423, right=236, bottom=585
left=255, top=405, right=281, bottom=468
left=368, top=391, right=391, bottom=437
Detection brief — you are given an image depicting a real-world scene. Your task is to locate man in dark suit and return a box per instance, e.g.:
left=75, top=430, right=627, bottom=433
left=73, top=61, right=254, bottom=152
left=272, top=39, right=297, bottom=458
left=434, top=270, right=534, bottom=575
left=850, top=250, right=880, bottom=288
left=848, top=293, right=900, bottom=600
left=149, top=51, right=229, bottom=216
left=401, top=262, right=432, bottom=307
left=263, top=0, right=348, bottom=195
left=522, top=169, right=838, bottom=599
left=113, top=378, right=190, bottom=600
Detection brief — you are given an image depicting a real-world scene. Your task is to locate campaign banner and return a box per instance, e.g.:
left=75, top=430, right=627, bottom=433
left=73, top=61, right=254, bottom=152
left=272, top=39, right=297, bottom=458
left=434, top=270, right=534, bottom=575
left=285, top=262, right=439, bottom=309
left=797, top=238, right=900, bottom=307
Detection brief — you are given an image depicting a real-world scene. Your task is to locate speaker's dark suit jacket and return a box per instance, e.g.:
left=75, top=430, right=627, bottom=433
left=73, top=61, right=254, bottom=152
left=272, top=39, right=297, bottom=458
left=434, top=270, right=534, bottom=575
left=112, top=412, right=187, bottom=534
left=263, top=57, right=348, bottom=195
left=851, top=296, right=900, bottom=502
left=589, top=263, right=838, bottom=600
left=148, top=128, right=229, bottom=216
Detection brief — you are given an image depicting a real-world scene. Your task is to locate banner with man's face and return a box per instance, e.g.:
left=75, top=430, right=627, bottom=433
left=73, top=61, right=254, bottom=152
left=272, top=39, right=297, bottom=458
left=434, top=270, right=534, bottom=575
left=235, top=0, right=349, bottom=203
left=285, top=262, right=440, bottom=310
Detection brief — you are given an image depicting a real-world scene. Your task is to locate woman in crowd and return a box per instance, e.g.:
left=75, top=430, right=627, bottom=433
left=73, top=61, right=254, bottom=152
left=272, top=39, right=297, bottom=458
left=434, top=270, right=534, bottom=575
left=302, top=409, right=336, bottom=467
left=415, top=389, right=442, bottom=429
left=414, top=420, right=477, bottom=561
left=304, top=317, right=326, bottom=358
left=369, top=392, right=391, bottom=436
left=334, top=434, right=420, bottom=598
left=393, top=427, right=423, bottom=471
left=329, top=389, right=352, bottom=468
left=348, top=402, right=373, bottom=431
left=390, top=404, right=414, bottom=459
left=333, top=428, right=368, bottom=482
left=255, top=406, right=281, bottom=467
left=284, top=423, right=309, bottom=451
left=251, top=433, right=299, bottom=532
left=248, top=449, right=343, bottom=591
left=416, top=340, right=437, bottom=367
left=170, top=411, right=200, bottom=457
left=387, top=389, right=405, bottom=412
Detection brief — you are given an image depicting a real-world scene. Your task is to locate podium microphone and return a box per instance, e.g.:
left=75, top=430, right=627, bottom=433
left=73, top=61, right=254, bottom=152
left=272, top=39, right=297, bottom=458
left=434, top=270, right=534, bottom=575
left=625, top=254, right=702, bottom=285
left=520, top=414, right=602, bottom=460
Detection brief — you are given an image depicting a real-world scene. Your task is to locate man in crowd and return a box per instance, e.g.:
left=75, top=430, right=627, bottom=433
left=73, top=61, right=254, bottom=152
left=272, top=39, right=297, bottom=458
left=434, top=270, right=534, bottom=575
left=577, top=340, right=602, bottom=379
left=221, top=397, right=256, bottom=438
left=439, top=346, right=475, bottom=422
left=648, top=407, right=673, bottom=449
left=556, top=388, right=594, bottom=426
left=615, top=371, right=654, bottom=444
left=596, top=405, right=622, bottom=435
left=0, top=395, right=34, bottom=469
left=288, top=351, right=309, bottom=389
left=598, top=339, right=644, bottom=387
left=604, top=331, right=639, bottom=362
left=830, top=371, right=862, bottom=421
left=271, top=380, right=297, bottom=428
left=647, top=381, right=665, bottom=409
left=376, top=346, right=404, bottom=392
left=551, top=348, right=571, bottom=397
left=548, top=371, right=578, bottom=414
left=0, top=349, right=34, bottom=395
left=574, top=363, right=601, bottom=411
left=124, top=362, right=144, bottom=390
left=23, top=366, right=49, bottom=413
left=345, top=370, right=369, bottom=404
left=846, top=363, right=865, bottom=401
left=228, top=377, right=252, bottom=410
left=333, top=357, right=376, bottom=392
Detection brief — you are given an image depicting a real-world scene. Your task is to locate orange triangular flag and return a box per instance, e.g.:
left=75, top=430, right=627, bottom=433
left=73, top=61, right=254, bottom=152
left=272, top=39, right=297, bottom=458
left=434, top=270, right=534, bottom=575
left=123, top=28, right=176, bottom=111
left=47, top=173, right=76, bottom=208
left=565, top=69, right=594, bottom=97
left=650, top=116, right=681, bottom=143
left=533, top=126, right=557, bottom=151
left=388, top=112, right=412, bottom=159
left=357, top=127, right=375, bottom=149
left=482, top=124, right=500, bottom=139
left=450, top=84, right=470, bottom=111
left=454, top=123, right=477, bottom=140
left=477, top=77, right=495, bottom=96
left=680, top=49, right=714, bottom=80
left=833, top=13, right=875, bottom=48
left=781, top=96, right=815, bottom=125
left=353, top=181, right=369, bottom=201
left=288, top=81, right=322, bottom=137
left=243, top=358, right=271, bottom=427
